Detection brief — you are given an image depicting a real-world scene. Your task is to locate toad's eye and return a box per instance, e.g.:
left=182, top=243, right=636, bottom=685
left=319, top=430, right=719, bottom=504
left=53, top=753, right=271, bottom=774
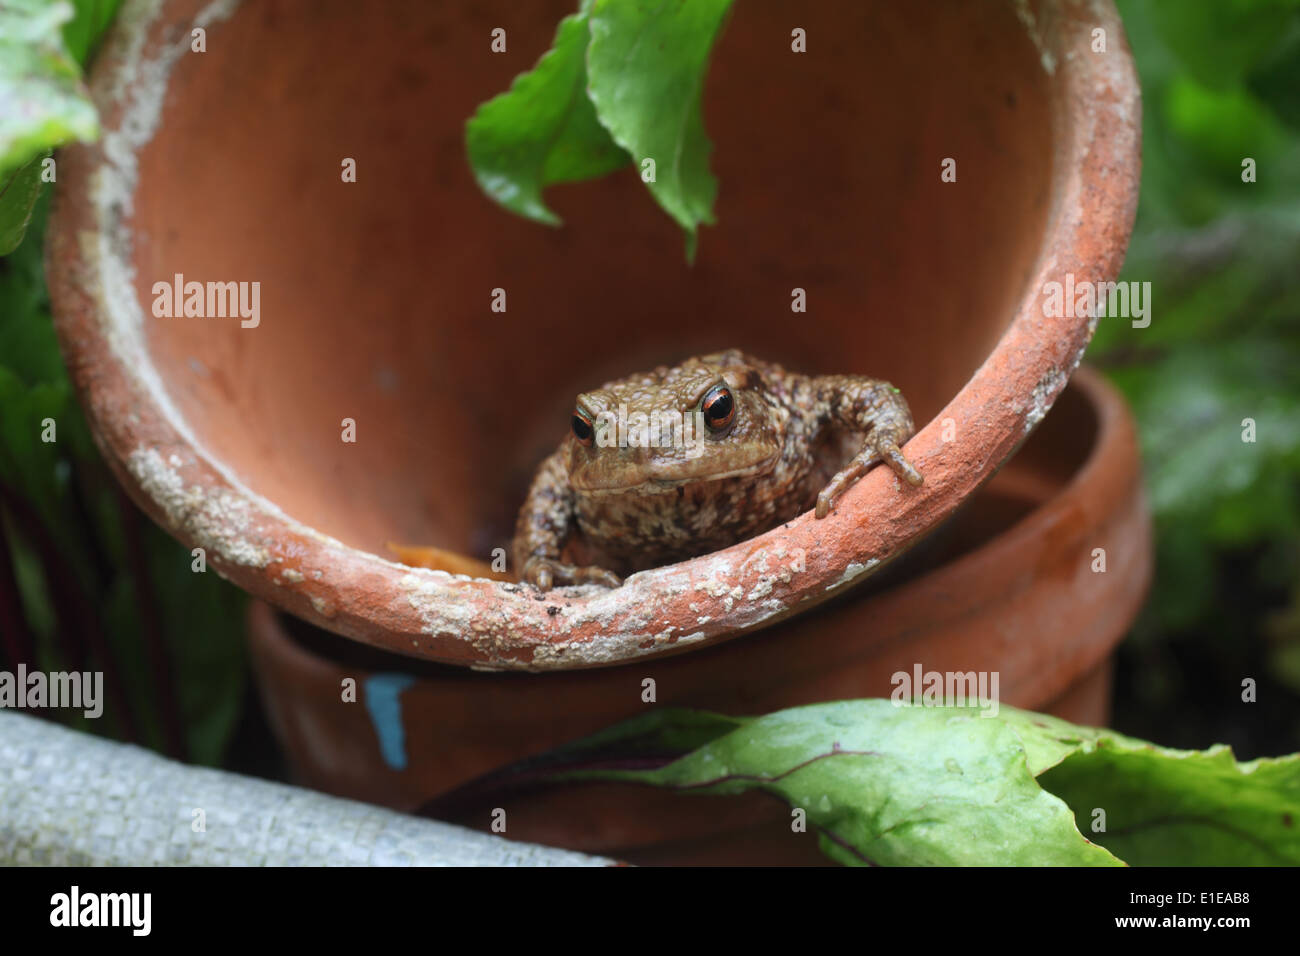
left=701, top=385, right=735, bottom=434
left=571, top=410, right=595, bottom=446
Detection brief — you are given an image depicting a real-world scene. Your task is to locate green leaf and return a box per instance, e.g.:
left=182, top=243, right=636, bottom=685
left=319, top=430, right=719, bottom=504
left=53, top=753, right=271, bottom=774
left=586, top=0, right=734, bottom=258
left=0, top=0, right=100, bottom=178
left=1, top=0, right=118, bottom=254
left=0, top=155, right=46, bottom=255
left=1039, top=741, right=1300, bottom=866
left=466, top=7, right=629, bottom=226
left=61, top=0, right=121, bottom=68
left=1000, top=710, right=1300, bottom=864
left=543, top=702, right=1300, bottom=865
left=555, top=701, right=1124, bottom=866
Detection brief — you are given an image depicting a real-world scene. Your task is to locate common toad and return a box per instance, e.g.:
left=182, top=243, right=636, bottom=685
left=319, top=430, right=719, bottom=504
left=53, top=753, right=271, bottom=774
left=514, top=349, right=922, bottom=589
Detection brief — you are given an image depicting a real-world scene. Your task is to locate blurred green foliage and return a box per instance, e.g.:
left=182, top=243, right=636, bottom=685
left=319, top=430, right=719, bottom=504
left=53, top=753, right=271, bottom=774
left=0, top=198, right=249, bottom=766
left=1100, top=1, right=1300, bottom=751
left=0, top=0, right=247, bottom=765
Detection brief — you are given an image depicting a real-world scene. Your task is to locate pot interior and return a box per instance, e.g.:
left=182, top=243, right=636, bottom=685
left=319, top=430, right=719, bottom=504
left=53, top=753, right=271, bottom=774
left=131, top=0, right=1054, bottom=563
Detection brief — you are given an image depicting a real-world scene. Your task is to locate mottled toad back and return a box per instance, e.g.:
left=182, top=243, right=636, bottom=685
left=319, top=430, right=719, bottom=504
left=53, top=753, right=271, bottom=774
left=513, top=349, right=922, bottom=590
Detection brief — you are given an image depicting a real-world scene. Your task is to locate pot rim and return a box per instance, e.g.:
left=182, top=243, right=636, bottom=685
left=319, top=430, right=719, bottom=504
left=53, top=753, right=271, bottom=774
left=251, top=366, right=1147, bottom=689
left=46, top=0, right=1141, bottom=671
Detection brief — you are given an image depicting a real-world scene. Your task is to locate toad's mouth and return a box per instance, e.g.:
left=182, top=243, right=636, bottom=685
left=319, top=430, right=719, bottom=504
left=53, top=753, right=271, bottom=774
left=572, top=454, right=781, bottom=495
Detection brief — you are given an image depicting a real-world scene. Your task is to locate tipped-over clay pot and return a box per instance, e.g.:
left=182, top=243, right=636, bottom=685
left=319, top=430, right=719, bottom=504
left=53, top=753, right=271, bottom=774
left=48, top=0, right=1140, bottom=669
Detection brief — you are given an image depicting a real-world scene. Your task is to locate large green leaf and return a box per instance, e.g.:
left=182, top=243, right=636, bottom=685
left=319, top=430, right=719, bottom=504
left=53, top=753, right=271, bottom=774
left=1001, top=711, right=1300, bottom=864
left=586, top=0, right=733, bottom=259
left=465, top=4, right=629, bottom=226
left=542, top=702, right=1300, bottom=866
left=556, top=702, right=1124, bottom=866
left=1041, top=742, right=1300, bottom=865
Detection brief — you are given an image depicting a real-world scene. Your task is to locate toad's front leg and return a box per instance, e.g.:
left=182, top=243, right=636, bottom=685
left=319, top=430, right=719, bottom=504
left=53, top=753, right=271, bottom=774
left=512, top=449, right=621, bottom=590
left=807, top=376, right=924, bottom=519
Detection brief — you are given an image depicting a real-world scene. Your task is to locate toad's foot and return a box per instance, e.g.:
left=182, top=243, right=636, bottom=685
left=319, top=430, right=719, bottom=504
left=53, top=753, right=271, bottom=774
left=815, top=434, right=923, bottom=519
left=522, top=556, right=622, bottom=591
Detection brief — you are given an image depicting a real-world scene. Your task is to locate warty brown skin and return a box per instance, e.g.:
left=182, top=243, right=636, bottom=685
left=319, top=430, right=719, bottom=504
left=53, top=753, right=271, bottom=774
left=513, top=349, right=923, bottom=590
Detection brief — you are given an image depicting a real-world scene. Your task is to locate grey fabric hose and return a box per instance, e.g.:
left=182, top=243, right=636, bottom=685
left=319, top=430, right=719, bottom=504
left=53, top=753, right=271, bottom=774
left=0, top=712, right=612, bottom=866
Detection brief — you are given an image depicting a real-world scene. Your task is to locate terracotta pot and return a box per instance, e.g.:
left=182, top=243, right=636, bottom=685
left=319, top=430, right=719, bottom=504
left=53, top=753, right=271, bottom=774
left=248, top=367, right=1151, bottom=865
left=48, top=0, right=1140, bottom=669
